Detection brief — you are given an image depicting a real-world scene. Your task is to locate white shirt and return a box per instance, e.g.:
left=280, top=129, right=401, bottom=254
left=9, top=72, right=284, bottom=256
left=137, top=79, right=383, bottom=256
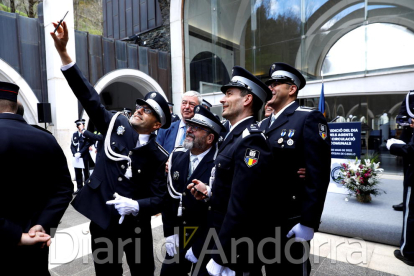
left=136, top=134, right=150, bottom=148
left=226, top=116, right=253, bottom=138
left=189, top=146, right=211, bottom=166
left=174, top=120, right=187, bottom=147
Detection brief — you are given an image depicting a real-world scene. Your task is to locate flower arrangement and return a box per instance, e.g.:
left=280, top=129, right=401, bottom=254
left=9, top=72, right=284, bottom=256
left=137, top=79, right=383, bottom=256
left=338, top=157, right=385, bottom=203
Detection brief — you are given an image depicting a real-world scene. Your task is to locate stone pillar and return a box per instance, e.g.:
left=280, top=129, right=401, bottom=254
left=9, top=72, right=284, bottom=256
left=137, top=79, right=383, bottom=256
left=170, top=0, right=184, bottom=115
left=43, top=0, right=78, bottom=183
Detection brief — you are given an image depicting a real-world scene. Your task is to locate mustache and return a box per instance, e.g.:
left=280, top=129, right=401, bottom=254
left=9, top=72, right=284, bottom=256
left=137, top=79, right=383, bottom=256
left=186, top=133, right=195, bottom=139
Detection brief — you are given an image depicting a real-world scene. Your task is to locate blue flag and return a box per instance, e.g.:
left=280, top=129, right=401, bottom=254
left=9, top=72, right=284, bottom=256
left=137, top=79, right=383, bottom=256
left=318, top=83, right=326, bottom=117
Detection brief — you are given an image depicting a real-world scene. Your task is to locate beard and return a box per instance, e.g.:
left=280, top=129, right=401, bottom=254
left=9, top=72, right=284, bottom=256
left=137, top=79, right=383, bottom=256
left=183, top=133, right=206, bottom=151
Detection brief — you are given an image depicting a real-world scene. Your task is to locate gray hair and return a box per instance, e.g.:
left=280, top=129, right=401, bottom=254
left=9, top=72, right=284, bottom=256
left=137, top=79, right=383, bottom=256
left=182, top=90, right=202, bottom=106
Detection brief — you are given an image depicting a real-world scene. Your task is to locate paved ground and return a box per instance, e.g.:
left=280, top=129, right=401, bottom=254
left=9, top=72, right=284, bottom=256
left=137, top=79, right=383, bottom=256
left=47, top=179, right=414, bottom=276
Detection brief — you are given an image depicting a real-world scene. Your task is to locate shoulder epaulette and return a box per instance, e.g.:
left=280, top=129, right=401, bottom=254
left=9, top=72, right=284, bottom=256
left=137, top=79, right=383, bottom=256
left=155, top=141, right=169, bottom=156
left=296, top=106, right=316, bottom=112
left=30, top=124, right=52, bottom=135
left=248, top=123, right=262, bottom=133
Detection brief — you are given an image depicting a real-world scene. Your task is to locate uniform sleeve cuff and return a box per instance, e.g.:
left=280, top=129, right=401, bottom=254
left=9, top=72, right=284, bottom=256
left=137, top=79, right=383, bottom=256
left=61, top=61, right=76, bottom=71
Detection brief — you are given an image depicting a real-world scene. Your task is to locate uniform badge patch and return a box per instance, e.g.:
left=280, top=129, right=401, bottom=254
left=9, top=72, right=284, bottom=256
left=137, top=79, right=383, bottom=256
left=173, top=171, right=179, bottom=180
left=281, top=129, right=286, bottom=137
left=288, top=129, right=295, bottom=138
left=117, top=125, right=126, bottom=135
left=150, top=92, right=157, bottom=98
left=287, top=139, right=294, bottom=146
left=196, top=106, right=200, bottom=112
left=319, top=124, right=327, bottom=140
left=244, top=148, right=260, bottom=168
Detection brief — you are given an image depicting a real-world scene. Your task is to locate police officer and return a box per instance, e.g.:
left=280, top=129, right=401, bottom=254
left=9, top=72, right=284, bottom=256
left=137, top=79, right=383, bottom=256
left=168, top=102, right=181, bottom=123
left=260, top=62, right=331, bottom=275
left=387, top=91, right=414, bottom=266
left=160, top=105, right=225, bottom=275
left=0, top=81, right=73, bottom=275
left=188, top=66, right=274, bottom=275
left=51, top=22, right=171, bottom=275
left=201, top=99, right=212, bottom=111
left=71, top=119, right=92, bottom=194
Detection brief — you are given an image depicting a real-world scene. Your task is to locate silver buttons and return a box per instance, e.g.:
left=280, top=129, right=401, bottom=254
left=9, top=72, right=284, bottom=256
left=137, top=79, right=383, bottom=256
left=186, top=233, right=189, bottom=236
left=112, top=142, right=115, bottom=145
left=129, top=151, right=133, bottom=156
left=183, top=192, right=186, bottom=196
left=118, top=177, right=122, bottom=181
left=182, top=207, right=186, bottom=211
left=183, top=221, right=186, bottom=225
left=218, top=163, right=221, bottom=167
left=121, top=165, right=125, bottom=169
left=88, top=180, right=91, bottom=183
left=282, top=145, right=285, bottom=148
left=137, top=169, right=141, bottom=173
left=292, top=196, right=296, bottom=200
left=208, top=206, right=211, bottom=210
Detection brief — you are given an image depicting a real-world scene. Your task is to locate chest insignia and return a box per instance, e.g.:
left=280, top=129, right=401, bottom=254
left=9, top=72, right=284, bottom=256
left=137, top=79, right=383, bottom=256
left=281, top=129, right=286, bottom=137
left=244, top=148, right=260, bottom=168
left=278, top=137, right=284, bottom=144
left=287, top=139, right=294, bottom=146
left=288, top=129, right=295, bottom=138
left=173, top=171, right=180, bottom=180
left=319, top=123, right=327, bottom=140
left=117, top=125, right=126, bottom=135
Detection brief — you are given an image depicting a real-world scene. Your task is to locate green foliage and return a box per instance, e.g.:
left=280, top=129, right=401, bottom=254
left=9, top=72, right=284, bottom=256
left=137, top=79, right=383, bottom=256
left=0, top=3, right=28, bottom=17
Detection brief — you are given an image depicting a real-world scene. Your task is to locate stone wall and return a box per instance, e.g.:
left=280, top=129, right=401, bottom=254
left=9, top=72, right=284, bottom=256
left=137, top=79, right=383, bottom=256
left=139, top=0, right=170, bottom=53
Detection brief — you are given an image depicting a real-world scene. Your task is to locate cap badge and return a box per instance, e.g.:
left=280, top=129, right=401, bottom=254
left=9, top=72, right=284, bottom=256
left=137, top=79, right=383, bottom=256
left=278, top=138, right=283, bottom=144
left=150, top=92, right=157, bottom=99
left=117, top=125, right=126, bottom=135
left=244, top=148, right=260, bottom=168
left=196, top=106, right=200, bottom=112
left=272, top=64, right=276, bottom=70
left=173, top=171, right=179, bottom=180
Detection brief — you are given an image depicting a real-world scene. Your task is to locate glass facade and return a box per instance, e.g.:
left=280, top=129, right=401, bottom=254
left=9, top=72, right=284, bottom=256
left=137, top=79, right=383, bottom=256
left=184, top=0, right=414, bottom=85
left=183, top=0, right=414, bottom=172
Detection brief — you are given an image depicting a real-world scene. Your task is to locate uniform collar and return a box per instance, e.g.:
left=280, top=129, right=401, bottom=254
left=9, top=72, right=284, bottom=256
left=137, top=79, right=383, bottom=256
left=0, top=113, right=25, bottom=122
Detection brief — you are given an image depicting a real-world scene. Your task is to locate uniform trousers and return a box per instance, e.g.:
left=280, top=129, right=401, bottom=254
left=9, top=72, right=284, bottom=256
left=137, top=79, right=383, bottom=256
left=160, top=251, right=193, bottom=276
left=401, top=186, right=414, bottom=260
left=2, top=244, right=50, bottom=275
left=264, top=224, right=311, bottom=276
left=89, top=220, right=154, bottom=276
left=75, top=158, right=90, bottom=190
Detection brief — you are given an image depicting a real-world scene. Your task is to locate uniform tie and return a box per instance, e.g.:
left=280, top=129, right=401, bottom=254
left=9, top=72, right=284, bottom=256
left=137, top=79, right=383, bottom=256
left=188, top=155, right=199, bottom=179
left=268, top=115, right=276, bottom=128
left=179, top=125, right=187, bottom=146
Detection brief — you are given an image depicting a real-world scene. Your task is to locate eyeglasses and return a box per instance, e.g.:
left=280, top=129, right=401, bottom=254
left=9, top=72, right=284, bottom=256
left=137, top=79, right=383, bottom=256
left=186, top=123, right=209, bottom=132
left=136, top=104, right=153, bottom=114
left=269, top=81, right=294, bottom=88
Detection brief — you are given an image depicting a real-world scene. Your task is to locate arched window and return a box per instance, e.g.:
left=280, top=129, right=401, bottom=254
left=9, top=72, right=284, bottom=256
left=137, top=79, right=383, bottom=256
left=322, top=23, right=414, bottom=76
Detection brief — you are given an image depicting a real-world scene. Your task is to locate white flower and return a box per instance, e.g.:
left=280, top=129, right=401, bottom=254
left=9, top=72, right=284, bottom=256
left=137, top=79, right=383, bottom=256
left=368, top=178, right=374, bottom=184
left=364, top=159, right=371, bottom=167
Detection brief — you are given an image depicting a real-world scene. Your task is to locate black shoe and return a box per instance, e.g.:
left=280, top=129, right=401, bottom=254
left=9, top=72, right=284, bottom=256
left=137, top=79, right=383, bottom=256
left=393, top=202, right=404, bottom=211
left=394, top=250, right=414, bottom=266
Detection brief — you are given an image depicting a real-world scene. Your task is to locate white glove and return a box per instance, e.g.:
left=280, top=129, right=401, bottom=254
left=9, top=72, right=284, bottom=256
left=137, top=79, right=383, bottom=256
left=106, top=193, right=139, bottom=224
left=206, top=259, right=224, bottom=276
left=165, top=234, right=179, bottom=257
left=75, top=152, right=81, bottom=158
left=222, top=267, right=235, bottom=276
left=386, top=138, right=406, bottom=150
left=185, top=247, right=198, bottom=263
left=287, top=223, right=314, bottom=241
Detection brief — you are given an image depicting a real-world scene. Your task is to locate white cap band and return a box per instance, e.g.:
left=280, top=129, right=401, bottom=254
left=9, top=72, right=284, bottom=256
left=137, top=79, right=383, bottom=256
left=271, top=70, right=301, bottom=88
left=146, top=98, right=166, bottom=127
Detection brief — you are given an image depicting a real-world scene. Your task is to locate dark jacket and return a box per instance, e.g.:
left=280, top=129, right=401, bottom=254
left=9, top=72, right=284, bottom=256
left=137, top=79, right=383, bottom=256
left=162, top=144, right=218, bottom=258
left=63, top=64, right=168, bottom=231
left=208, top=117, right=274, bottom=271
left=0, top=114, right=72, bottom=246
left=259, top=101, right=331, bottom=231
